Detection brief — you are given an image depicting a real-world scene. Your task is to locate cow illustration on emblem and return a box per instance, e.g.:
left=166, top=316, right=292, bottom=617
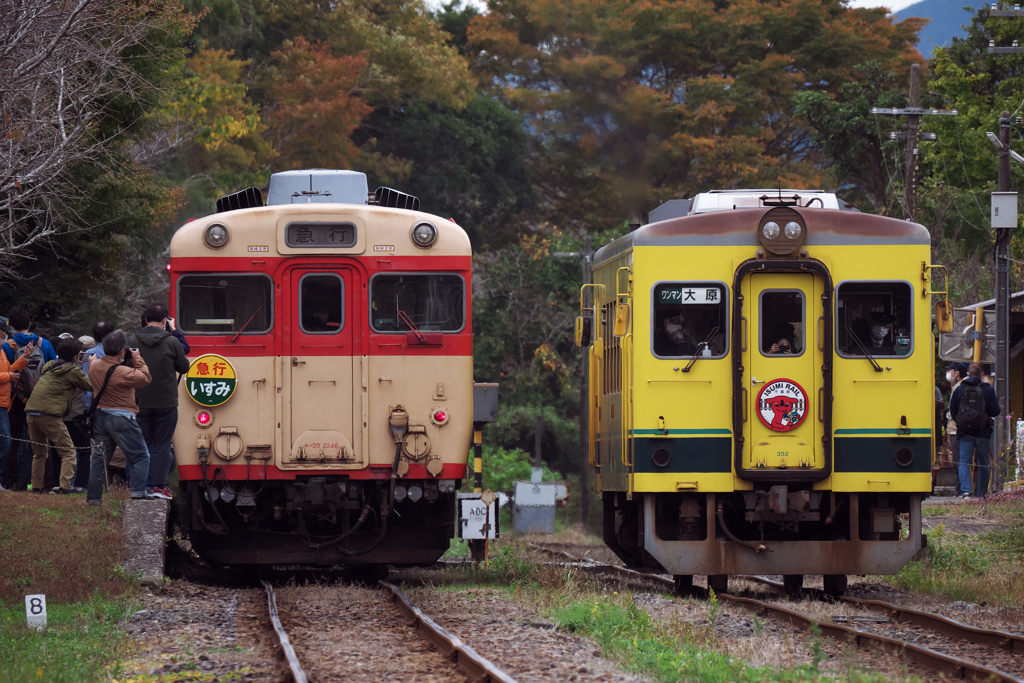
left=756, top=379, right=808, bottom=432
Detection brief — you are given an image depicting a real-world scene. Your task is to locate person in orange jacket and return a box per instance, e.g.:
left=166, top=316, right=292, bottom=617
left=0, top=316, right=35, bottom=491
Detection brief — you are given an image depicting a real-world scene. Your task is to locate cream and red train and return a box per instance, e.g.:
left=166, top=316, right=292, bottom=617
left=171, top=170, right=473, bottom=567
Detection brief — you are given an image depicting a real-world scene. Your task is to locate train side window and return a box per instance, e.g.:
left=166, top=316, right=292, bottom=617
left=370, top=273, right=466, bottom=333
left=651, top=282, right=727, bottom=358
left=837, top=281, right=912, bottom=357
left=760, top=290, right=805, bottom=357
left=299, top=274, right=344, bottom=334
left=177, top=274, right=273, bottom=335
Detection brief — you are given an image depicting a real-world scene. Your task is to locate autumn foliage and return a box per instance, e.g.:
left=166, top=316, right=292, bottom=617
left=468, top=0, right=927, bottom=228
left=265, top=38, right=374, bottom=171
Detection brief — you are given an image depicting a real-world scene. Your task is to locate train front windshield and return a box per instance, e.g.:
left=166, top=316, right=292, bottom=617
left=178, top=274, right=274, bottom=335
left=370, top=274, right=465, bottom=333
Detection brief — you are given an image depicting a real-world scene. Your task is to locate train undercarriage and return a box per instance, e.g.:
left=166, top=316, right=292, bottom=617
left=604, top=489, right=924, bottom=595
left=182, top=476, right=459, bottom=567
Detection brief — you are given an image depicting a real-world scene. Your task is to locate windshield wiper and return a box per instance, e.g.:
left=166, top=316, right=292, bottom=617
left=682, top=326, right=720, bottom=372
left=229, top=305, right=264, bottom=343
left=845, top=325, right=883, bottom=372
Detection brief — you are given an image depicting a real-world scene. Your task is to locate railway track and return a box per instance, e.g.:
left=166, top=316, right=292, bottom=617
left=529, top=544, right=1024, bottom=683
left=260, top=579, right=518, bottom=683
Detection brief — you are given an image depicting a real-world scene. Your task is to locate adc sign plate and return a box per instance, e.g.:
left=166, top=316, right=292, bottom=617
left=757, top=378, right=808, bottom=432
left=186, top=354, right=237, bottom=407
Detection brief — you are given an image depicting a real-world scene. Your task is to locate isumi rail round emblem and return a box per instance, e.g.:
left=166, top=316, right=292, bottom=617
left=756, top=378, right=808, bottom=432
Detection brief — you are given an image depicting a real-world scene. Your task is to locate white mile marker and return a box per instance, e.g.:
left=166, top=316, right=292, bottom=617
left=25, top=594, right=46, bottom=630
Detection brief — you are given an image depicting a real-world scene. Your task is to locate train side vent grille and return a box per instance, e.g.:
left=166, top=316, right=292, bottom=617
left=374, top=186, right=420, bottom=211
left=216, top=187, right=264, bottom=213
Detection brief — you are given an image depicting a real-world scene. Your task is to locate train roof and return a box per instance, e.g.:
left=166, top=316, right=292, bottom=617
left=170, top=203, right=471, bottom=259
left=594, top=202, right=929, bottom=266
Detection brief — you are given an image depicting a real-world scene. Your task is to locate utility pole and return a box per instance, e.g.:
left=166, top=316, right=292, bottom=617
left=869, top=66, right=955, bottom=221
left=985, top=8, right=1024, bottom=492
left=994, top=112, right=1014, bottom=492
left=553, top=237, right=595, bottom=524
left=904, top=64, right=922, bottom=220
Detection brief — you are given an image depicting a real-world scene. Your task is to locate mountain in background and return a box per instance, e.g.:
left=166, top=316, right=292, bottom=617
left=892, top=0, right=986, bottom=54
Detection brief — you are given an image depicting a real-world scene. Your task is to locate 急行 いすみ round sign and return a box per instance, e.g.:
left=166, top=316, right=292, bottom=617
left=185, top=354, right=237, bottom=407
left=756, top=378, right=808, bottom=432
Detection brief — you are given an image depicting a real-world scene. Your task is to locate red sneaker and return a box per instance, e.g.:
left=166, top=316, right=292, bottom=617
left=151, top=486, right=173, bottom=500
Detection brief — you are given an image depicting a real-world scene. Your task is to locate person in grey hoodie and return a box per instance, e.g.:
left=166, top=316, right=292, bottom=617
left=128, top=303, right=190, bottom=500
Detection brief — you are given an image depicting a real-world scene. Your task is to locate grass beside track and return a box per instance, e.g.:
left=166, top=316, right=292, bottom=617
left=0, top=489, right=139, bottom=682
left=429, top=539, right=922, bottom=682
left=889, top=494, right=1024, bottom=607
left=552, top=595, right=911, bottom=683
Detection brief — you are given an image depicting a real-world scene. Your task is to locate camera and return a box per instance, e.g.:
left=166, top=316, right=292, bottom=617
left=123, top=347, right=139, bottom=366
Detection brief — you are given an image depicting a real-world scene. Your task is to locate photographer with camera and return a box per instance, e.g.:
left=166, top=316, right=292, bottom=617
left=128, top=303, right=189, bottom=501
left=25, top=339, right=92, bottom=495
left=85, top=330, right=153, bottom=503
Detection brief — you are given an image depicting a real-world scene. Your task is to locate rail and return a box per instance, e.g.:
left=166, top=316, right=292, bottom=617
left=380, top=581, right=519, bottom=683
left=261, top=580, right=308, bottom=683
left=528, top=544, right=1024, bottom=683
left=746, top=575, right=1024, bottom=653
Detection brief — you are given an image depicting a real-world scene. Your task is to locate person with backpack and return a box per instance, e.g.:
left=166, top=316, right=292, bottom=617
left=950, top=362, right=1001, bottom=499
left=24, top=339, right=92, bottom=495
left=0, top=317, right=34, bottom=491
left=1, top=306, right=57, bottom=490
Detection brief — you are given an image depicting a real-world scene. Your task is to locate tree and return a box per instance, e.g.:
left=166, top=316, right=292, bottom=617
left=467, top=0, right=926, bottom=230
left=264, top=38, right=374, bottom=171
left=357, top=97, right=536, bottom=247
left=0, top=0, right=194, bottom=278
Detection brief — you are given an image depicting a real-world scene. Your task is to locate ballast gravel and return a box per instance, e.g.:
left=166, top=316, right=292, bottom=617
left=404, top=586, right=651, bottom=683
left=119, top=581, right=283, bottom=681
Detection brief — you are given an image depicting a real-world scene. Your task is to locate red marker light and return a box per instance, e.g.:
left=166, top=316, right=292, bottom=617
left=166, top=264, right=172, bottom=270
left=434, top=410, right=447, bottom=423
left=197, top=411, right=211, bottom=425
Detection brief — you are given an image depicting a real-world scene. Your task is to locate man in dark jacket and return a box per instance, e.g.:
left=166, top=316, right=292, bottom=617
left=128, top=303, right=189, bottom=500
left=950, top=362, right=1001, bottom=499
left=24, top=339, right=92, bottom=494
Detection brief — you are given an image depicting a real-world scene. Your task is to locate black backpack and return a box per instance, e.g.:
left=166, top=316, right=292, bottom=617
left=956, top=383, right=988, bottom=432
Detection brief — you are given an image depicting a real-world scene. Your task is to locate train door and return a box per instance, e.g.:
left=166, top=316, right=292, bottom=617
left=743, top=273, right=826, bottom=472
left=285, top=266, right=364, bottom=468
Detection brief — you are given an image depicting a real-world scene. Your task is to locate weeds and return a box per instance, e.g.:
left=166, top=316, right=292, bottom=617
left=0, top=593, right=137, bottom=682
left=551, top=596, right=900, bottom=683
left=0, top=490, right=134, bottom=603
left=889, top=520, right=1024, bottom=606
left=707, top=587, right=720, bottom=626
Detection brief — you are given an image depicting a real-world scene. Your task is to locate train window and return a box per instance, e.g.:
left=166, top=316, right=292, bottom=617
left=370, top=273, right=465, bottom=333
left=177, top=274, right=273, bottom=335
left=651, top=282, right=727, bottom=358
left=299, top=274, right=344, bottom=334
left=837, top=281, right=912, bottom=357
left=760, top=290, right=805, bottom=357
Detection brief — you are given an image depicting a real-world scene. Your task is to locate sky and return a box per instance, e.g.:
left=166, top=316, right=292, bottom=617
left=847, top=0, right=925, bottom=11
left=426, top=0, right=925, bottom=14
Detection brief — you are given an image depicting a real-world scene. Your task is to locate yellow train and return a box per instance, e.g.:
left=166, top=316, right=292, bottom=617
left=578, top=190, right=950, bottom=595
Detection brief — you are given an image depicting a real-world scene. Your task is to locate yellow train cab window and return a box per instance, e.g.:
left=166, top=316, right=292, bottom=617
left=651, top=282, right=727, bottom=358
left=837, top=281, right=912, bottom=357
left=177, top=274, right=273, bottom=335
left=760, top=290, right=805, bottom=357
left=299, top=274, right=344, bottom=334
left=370, top=273, right=466, bottom=333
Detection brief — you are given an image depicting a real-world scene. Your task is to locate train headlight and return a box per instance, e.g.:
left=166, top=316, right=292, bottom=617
left=784, top=221, right=802, bottom=239
left=411, top=222, right=438, bottom=248
left=762, top=221, right=780, bottom=240
left=204, top=223, right=230, bottom=248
